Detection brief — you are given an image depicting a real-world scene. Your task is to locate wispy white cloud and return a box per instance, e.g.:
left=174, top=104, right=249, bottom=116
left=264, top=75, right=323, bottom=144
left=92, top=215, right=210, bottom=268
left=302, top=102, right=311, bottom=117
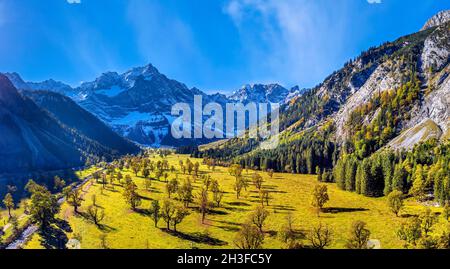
left=223, top=0, right=353, bottom=88
left=67, top=0, right=81, bottom=4
left=126, top=0, right=208, bottom=86
left=367, top=0, right=382, bottom=4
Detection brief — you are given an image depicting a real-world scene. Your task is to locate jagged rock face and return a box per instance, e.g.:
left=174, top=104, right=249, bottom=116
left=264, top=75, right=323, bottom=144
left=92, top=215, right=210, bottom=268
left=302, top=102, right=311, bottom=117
left=74, top=64, right=215, bottom=146
left=4, top=65, right=299, bottom=147
left=3, top=72, right=75, bottom=96
left=27, top=79, right=75, bottom=95
left=411, top=24, right=450, bottom=134
left=3, top=72, right=31, bottom=91
left=332, top=21, right=449, bottom=146
left=272, top=11, right=449, bottom=152
left=421, top=22, right=450, bottom=75
left=334, top=60, right=405, bottom=141
left=229, top=84, right=295, bottom=104
left=408, top=66, right=450, bottom=135
left=421, top=10, right=450, bottom=31
left=198, top=11, right=450, bottom=154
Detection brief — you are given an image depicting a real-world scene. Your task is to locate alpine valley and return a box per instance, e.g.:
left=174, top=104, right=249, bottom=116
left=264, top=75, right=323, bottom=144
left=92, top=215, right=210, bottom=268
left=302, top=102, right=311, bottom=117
left=1, top=10, right=449, bottom=175
left=0, top=6, right=449, bottom=251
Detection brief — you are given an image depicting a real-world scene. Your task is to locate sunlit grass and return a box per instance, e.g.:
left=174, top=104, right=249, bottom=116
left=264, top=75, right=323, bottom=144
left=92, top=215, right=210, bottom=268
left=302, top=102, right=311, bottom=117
left=23, top=154, right=445, bottom=249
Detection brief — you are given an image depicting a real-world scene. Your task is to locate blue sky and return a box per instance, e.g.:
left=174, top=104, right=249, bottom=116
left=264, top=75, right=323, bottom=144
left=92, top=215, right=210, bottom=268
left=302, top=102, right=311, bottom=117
left=0, top=0, right=448, bottom=93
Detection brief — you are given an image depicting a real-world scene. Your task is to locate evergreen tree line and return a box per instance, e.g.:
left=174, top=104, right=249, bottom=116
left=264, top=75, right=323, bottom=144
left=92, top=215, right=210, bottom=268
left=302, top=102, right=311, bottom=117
left=333, top=140, right=450, bottom=202
left=233, top=133, right=337, bottom=175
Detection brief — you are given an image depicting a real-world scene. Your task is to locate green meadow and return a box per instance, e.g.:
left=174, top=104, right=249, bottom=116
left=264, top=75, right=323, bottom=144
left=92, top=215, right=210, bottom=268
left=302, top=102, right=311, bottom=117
left=18, top=154, right=446, bottom=249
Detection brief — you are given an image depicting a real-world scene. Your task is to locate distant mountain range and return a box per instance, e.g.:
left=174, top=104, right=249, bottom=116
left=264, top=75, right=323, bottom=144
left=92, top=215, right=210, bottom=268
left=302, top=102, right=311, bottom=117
left=229, top=84, right=306, bottom=104
left=4, top=65, right=302, bottom=147
left=0, top=74, right=139, bottom=174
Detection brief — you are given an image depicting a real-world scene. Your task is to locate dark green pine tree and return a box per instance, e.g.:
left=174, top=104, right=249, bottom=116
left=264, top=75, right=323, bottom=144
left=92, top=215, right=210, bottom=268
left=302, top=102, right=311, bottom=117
left=382, top=152, right=394, bottom=196
left=360, top=159, right=371, bottom=196
left=345, top=157, right=357, bottom=192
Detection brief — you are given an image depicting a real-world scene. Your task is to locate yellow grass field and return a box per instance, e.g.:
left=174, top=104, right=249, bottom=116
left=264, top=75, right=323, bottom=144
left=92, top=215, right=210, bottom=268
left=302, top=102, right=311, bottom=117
left=23, top=154, right=446, bottom=249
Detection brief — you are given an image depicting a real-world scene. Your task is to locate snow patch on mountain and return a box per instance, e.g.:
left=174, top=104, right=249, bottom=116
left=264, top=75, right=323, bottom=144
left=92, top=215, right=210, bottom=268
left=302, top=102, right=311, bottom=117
left=96, top=86, right=126, bottom=98
left=3, top=64, right=301, bottom=147
left=229, top=84, right=304, bottom=104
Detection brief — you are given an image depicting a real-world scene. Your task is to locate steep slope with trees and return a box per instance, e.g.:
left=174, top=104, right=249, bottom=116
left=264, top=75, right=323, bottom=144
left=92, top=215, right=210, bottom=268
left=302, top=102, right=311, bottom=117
left=199, top=12, right=450, bottom=201
left=0, top=75, right=135, bottom=174
left=24, top=90, right=139, bottom=156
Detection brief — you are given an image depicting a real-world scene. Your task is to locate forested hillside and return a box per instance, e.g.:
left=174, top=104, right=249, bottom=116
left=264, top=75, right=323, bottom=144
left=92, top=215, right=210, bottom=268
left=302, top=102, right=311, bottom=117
left=0, top=75, right=139, bottom=175
left=199, top=15, right=450, bottom=202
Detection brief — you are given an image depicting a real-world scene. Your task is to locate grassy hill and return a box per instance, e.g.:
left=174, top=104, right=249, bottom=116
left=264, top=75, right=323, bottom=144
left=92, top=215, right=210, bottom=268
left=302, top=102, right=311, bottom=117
left=387, top=119, right=443, bottom=150
left=20, top=154, right=447, bottom=249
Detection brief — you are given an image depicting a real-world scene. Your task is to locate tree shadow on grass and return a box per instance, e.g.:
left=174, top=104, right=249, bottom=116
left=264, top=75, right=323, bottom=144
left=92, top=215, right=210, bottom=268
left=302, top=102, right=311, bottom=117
left=54, top=219, right=72, bottom=233
left=213, top=219, right=242, bottom=227
left=262, top=185, right=287, bottom=194
left=191, top=207, right=229, bottom=216
left=268, top=190, right=287, bottom=194
left=227, top=201, right=250, bottom=207
left=293, top=230, right=307, bottom=240
left=322, top=207, right=369, bottom=214
left=163, top=229, right=228, bottom=246
left=222, top=206, right=249, bottom=212
left=400, top=213, right=419, bottom=218
left=39, top=219, right=71, bottom=249
left=106, top=188, right=120, bottom=193
left=76, top=212, right=116, bottom=232
left=135, top=208, right=151, bottom=216
left=138, top=195, right=152, bottom=201
left=272, top=205, right=296, bottom=212
left=97, top=223, right=116, bottom=233
left=215, top=225, right=240, bottom=232
left=266, top=230, right=277, bottom=237
left=147, top=187, right=161, bottom=194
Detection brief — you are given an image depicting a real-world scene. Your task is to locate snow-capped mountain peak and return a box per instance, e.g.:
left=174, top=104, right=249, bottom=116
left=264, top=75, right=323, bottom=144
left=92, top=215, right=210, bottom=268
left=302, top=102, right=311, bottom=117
left=4, top=63, right=304, bottom=147
left=229, top=83, right=304, bottom=104
left=123, top=63, right=160, bottom=85
left=2, top=72, right=31, bottom=90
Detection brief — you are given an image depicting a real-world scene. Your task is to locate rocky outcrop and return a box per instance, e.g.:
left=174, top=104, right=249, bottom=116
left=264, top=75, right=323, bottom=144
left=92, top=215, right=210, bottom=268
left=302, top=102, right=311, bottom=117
left=421, top=10, right=450, bottom=31
left=229, top=84, right=302, bottom=104
left=333, top=60, right=402, bottom=141
left=421, top=22, right=450, bottom=75
left=333, top=20, right=450, bottom=146
left=408, top=66, right=450, bottom=136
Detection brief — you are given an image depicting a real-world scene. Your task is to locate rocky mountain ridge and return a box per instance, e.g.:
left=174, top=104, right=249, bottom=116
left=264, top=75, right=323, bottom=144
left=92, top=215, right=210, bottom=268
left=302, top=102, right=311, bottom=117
left=421, top=10, right=450, bottom=31
left=4, top=65, right=303, bottom=147
left=199, top=10, right=450, bottom=160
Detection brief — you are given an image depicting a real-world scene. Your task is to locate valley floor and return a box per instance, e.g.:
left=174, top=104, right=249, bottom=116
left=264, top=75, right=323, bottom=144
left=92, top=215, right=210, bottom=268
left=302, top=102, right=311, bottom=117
left=10, top=154, right=447, bottom=249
